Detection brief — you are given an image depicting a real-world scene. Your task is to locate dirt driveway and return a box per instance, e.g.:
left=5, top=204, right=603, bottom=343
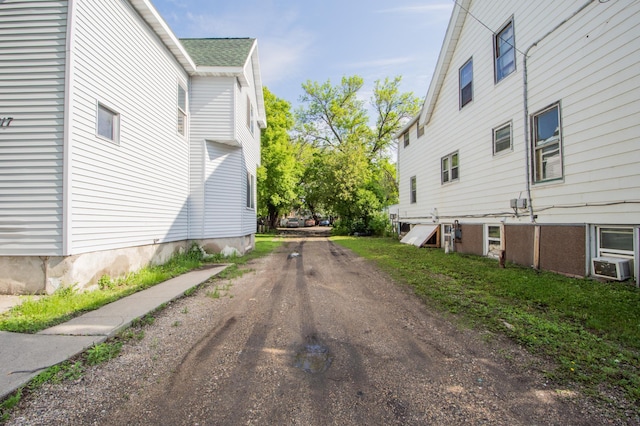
left=8, top=236, right=613, bottom=425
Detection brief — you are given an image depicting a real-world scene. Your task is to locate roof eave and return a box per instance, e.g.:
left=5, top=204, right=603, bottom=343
left=419, top=0, right=470, bottom=126
left=194, top=66, right=246, bottom=79
left=246, top=41, right=267, bottom=128
left=129, top=0, right=197, bottom=73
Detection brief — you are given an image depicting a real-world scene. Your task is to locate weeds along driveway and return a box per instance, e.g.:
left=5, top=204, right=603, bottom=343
left=5, top=237, right=622, bottom=425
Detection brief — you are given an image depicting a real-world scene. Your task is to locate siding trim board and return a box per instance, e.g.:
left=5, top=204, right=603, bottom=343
left=63, top=0, right=76, bottom=256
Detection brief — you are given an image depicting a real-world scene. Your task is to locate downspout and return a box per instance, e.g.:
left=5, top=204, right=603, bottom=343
left=521, top=0, right=596, bottom=223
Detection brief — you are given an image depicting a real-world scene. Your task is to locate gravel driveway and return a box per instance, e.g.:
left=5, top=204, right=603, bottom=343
left=6, top=237, right=623, bottom=425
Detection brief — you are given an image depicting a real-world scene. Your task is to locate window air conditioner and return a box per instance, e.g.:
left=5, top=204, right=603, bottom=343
left=592, top=257, right=631, bottom=281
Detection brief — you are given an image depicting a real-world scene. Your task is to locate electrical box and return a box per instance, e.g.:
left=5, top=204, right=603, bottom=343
left=510, top=198, right=527, bottom=209
left=592, top=257, right=631, bottom=281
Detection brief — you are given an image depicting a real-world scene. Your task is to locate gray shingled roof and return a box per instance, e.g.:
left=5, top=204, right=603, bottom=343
left=180, top=38, right=255, bottom=67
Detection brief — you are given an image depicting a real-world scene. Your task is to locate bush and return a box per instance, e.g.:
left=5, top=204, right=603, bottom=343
left=369, top=211, right=394, bottom=237
left=332, top=213, right=393, bottom=237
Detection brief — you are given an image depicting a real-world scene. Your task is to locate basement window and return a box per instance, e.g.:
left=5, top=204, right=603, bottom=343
left=598, top=227, right=634, bottom=258
left=486, top=225, right=502, bottom=258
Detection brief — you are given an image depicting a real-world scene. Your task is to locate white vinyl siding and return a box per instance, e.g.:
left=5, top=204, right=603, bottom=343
left=236, top=56, right=261, bottom=237
left=69, top=0, right=190, bottom=253
left=188, top=76, right=240, bottom=239
left=190, top=76, right=235, bottom=144
left=398, top=0, right=640, bottom=226
left=203, top=142, right=243, bottom=237
left=0, top=0, right=68, bottom=255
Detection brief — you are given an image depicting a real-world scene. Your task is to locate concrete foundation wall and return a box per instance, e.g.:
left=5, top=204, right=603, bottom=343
left=0, top=235, right=255, bottom=295
left=196, top=234, right=255, bottom=257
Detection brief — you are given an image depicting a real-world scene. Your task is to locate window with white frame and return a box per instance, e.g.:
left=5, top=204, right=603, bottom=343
left=598, top=227, right=634, bottom=258
left=495, top=20, right=515, bottom=82
left=97, top=103, right=119, bottom=144
left=459, top=58, right=473, bottom=108
left=493, top=121, right=512, bottom=154
left=246, top=171, right=255, bottom=209
left=441, top=151, right=459, bottom=184
left=247, top=96, right=255, bottom=135
left=403, top=131, right=410, bottom=147
left=486, top=225, right=502, bottom=258
left=177, top=84, right=187, bottom=136
left=410, top=176, right=417, bottom=203
left=532, top=102, right=562, bottom=182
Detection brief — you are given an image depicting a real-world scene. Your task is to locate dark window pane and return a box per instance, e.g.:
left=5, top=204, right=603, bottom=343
left=495, top=125, right=511, bottom=153
left=600, top=228, right=633, bottom=251
left=460, top=60, right=473, bottom=107
left=460, top=84, right=472, bottom=107
left=178, top=86, right=186, bottom=111
left=98, top=105, right=114, bottom=140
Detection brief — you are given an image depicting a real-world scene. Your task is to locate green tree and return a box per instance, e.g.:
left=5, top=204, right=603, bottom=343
left=257, top=87, right=300, bottom=228
left=295, top=75, right=420, bottom=233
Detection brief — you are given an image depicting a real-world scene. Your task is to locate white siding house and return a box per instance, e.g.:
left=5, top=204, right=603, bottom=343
left=397, top=0, right=640, bottom=284
left=0, top=0, right=265, bottom=294
left=182, top=38, right=264, bottom=253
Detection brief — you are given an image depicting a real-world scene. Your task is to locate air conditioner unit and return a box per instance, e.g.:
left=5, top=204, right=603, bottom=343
left=592, top=257, right=631, bottom=281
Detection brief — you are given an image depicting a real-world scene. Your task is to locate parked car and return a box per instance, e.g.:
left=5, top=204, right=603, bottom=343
left=304, top=218, right=316, bottom=227
left=318, top=219, right=330, bottom=226
left=286, top=218, right=300, bottom=228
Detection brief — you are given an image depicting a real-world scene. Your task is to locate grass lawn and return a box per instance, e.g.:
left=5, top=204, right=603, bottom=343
left=0, top=235, right=283, bottom=334
left=333, top=236, right=640, bottom=408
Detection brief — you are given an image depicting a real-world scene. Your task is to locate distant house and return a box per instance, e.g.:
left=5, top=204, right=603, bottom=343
left=396, top=0, right=639, bottom=285
left=0, top=0, right=266, bottom=294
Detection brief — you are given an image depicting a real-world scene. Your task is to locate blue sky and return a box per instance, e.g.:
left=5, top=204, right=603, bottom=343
left=151, top=0, right=454, bottom=109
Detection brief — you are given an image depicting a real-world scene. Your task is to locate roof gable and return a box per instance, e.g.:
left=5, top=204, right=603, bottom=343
left=418, top=0, right=470, bottom=126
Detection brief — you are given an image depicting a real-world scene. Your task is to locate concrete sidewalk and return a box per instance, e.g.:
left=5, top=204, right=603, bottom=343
left=0, top=264, right=228, bottom=400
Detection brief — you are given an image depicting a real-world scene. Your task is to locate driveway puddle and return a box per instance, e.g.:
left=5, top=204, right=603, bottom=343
left=294, top=337, right=332, bottom=374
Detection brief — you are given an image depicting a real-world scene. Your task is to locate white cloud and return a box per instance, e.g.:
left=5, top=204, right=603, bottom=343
left=259, top=31, right=315, bottom=87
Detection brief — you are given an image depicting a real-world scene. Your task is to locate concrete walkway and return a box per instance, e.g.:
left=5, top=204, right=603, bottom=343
left=0, top=264, right=228, bottom=400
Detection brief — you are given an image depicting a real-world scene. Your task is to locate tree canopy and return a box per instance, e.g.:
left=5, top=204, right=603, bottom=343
left=295, top=75, right=420, bottom=233
left=257, top=87, right=300, bottom=227
left=258, top=76, right=420, bottom=234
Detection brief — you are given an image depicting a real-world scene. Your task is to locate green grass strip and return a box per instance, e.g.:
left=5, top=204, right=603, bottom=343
left=0, top=236, right=282, bottom=334
left=332, top=236, right=640, bottom=406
